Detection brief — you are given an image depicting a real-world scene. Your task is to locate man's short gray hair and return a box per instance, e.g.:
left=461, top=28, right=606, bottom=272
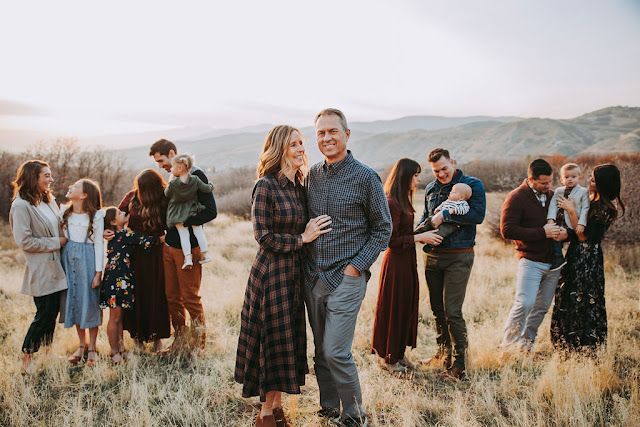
left=315, top=108, right=349, bottom=131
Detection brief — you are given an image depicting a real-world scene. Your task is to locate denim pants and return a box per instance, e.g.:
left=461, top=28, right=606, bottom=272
left=305, top=273, right=367, bottom=421
left=501, top=258, right=561, bottom=349
left=424, top=250, right=474, bottom=368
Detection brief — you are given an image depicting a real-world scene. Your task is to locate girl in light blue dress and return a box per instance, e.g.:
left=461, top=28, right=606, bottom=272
left=60, top=178, right=104, bottom=366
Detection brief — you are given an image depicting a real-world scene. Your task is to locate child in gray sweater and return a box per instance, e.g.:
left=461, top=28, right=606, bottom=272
left=165, top=154, right=214, bottom=270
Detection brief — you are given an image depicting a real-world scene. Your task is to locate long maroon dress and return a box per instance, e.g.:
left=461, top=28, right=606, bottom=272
left=371, top=197, right=419, bottom=364
left=119, top=190, right=171, bottom=342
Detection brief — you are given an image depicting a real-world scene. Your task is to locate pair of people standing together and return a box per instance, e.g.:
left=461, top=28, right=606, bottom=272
left=235, top=109, right=393, bottom=427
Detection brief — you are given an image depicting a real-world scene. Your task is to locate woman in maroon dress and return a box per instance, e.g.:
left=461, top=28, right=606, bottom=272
left=371, top=158, right=443, bottom=372
left=119, top=169, right=171, bottom=351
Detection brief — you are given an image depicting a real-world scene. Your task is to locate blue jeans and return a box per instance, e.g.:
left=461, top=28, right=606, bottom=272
left=501, top=258, right=561, bottom=350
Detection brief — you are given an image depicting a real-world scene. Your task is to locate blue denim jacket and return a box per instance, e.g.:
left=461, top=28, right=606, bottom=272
left=418, top=169, right=486, bottom=249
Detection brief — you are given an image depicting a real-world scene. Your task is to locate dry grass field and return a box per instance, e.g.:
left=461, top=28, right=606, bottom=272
left=0, top=196, right=639, bottom=426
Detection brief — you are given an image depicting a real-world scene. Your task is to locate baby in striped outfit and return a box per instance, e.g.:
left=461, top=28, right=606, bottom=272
left=415, top=183, right=473, bottom=252
left=435, top=183, right=472, bottom=215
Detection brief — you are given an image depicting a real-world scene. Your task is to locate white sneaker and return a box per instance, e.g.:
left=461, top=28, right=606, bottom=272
left=199, top=253, right=212, bottom=265
left=182, top=255, right=193, bottom=270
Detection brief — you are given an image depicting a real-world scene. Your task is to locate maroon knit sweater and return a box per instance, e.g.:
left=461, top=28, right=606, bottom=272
left=500, top=179, right=554, bottom=263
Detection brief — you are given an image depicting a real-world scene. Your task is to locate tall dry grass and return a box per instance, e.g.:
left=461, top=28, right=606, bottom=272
left=0, top=211, right=638, bottom=426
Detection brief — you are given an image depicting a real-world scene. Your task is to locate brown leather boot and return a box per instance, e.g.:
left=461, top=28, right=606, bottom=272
left=272, top=407, right=290, bottom=427
left=419, top=347, right=452, bottom=369
left=256, top=413, right=277, bottom=427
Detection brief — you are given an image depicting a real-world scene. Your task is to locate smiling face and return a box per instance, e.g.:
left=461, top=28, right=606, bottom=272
left=113, top=208, right=129, bottom=227
left=37, top=167, right=54, bottom=194
left=283, top=130, right=306, bottom=171
left=429, top=156, right=456, bottom=185
left=316, top=114, right=350, bottom=164
left=66, top=180, right=87, bottom=202
left=153, top=149, right=176, bottom=172
left=528, top=173, right=553, bottom=193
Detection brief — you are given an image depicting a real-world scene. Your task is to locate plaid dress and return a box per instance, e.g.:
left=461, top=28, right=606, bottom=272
left=235, top=173, right=309, bottom=401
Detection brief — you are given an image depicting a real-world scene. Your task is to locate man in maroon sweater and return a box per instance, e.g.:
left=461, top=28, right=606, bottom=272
left=499, top=159, right=567, bottom=351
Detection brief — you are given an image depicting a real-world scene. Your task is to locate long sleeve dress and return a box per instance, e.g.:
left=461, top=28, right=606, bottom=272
left=234, top=173, right=309, bottom=402
left=371, top=197, right=420, bottom=364
left=119, top=191, right=171, bottom=342
left=100, top=228, right=159, bottom=309
left=550, top=202, right=615, bottom=352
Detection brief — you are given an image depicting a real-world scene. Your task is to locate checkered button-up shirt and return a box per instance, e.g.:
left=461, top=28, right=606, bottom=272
left=305, top=151, right=392, bottom=292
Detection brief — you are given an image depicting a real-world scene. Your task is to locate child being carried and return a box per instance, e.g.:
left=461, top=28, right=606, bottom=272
left=165, top=154, right=214, bottom=270
left=414, top=182, right=472, bottom=251
left=546, top=162, right=590, bottom=271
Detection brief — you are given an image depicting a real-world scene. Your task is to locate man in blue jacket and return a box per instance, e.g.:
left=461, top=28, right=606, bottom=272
left=418, top=148, right=486, bottom=379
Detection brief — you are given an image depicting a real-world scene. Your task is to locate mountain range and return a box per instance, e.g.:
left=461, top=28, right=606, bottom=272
left=116, top=106, right=640, bottom=171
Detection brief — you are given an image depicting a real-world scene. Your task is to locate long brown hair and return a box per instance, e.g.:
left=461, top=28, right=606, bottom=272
left=131, top=169, right=167, bottom=233
left=384, top=158, right=421, bottom=214
left=61, top=179, right=102, bottom=240
left=103, top=206, right=118, bottom=233
left=12, top=159, right=52, bottom=205
left=256, top=125, right=307, bottom=182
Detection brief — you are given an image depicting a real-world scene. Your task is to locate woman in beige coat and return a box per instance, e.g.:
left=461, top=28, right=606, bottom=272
left=10, top=160, right=68, bottom=371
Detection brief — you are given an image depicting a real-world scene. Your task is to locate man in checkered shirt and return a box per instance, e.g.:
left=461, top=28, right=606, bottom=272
left=305, top=108, right=392, bottom=427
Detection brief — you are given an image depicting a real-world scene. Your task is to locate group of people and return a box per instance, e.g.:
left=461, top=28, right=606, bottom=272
left=10, top=140, right=217, bottom=370
left=9, top=107, right=624, bottom=427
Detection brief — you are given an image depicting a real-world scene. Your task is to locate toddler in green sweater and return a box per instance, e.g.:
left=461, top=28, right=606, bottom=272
left=165, top=154, right=214, bottom=270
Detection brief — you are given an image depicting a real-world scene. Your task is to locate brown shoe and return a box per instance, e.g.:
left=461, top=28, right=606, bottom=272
left=420, top=349, right=452, bottom=369
left=272, top=407, right=290, bottom=427
left=438, top=366, right=466, bottom=381
left=256, top=414, right=277, bottom=427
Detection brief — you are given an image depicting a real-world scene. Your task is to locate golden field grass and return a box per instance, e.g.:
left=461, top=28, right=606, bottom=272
left=0, top=203, right=639, bottom=426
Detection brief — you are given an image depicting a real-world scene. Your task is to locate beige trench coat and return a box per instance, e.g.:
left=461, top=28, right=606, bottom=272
left=9, top=196, right=67, bottom=297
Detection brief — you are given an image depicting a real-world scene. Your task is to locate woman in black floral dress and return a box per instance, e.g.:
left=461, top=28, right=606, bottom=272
left=100, top=207, right=161, bottom=362
left=551, top=164, right=625, bottom=353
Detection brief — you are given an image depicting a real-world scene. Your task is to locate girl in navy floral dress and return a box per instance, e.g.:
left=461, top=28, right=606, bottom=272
left=101, top=207, right=162, bottom=362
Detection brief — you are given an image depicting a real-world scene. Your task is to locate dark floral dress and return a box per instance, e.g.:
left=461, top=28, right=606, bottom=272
left=100, top=228, right=159, bottom=309
left=550, top=203, right=614, bottom=352
left=234, top=173, right=309, bottom=402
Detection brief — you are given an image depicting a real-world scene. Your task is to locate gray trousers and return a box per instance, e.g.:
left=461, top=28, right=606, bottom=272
left=305, top=274, right=367, bottom=420
left=501, top=258, right=561, bottom=350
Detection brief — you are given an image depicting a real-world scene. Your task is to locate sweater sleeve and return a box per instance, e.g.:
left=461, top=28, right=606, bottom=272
left=194, top=175, right=214, bottom=193
left=500, top=191, right=546, bottom=242
left=577, top=189, right=590, bottom=226
left=93, top=210, right=105, bottom=272
left=251, top=179, right=303, bottom=253
left=547, top=188, right=561, bottom=221
left=183, top=169, right=217, bottom=227
left=387, top=199, right=415, bottom=250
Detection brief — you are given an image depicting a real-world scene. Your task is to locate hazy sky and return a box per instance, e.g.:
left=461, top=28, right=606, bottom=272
left=1, top=0, right=639, bottom=136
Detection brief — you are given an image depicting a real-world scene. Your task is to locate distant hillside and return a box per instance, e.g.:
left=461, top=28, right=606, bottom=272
left=116, top=106, right=640, bottom=171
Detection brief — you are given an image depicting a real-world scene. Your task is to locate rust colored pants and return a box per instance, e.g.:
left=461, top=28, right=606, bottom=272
left=163, top=245, right=206, bottom=334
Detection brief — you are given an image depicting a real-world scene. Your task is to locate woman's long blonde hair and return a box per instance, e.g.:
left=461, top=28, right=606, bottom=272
left=256, top=125, right=307, bottom=181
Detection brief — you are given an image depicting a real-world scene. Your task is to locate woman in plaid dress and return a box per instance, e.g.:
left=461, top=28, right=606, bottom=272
left=235, top=125, right=331, bottom=427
